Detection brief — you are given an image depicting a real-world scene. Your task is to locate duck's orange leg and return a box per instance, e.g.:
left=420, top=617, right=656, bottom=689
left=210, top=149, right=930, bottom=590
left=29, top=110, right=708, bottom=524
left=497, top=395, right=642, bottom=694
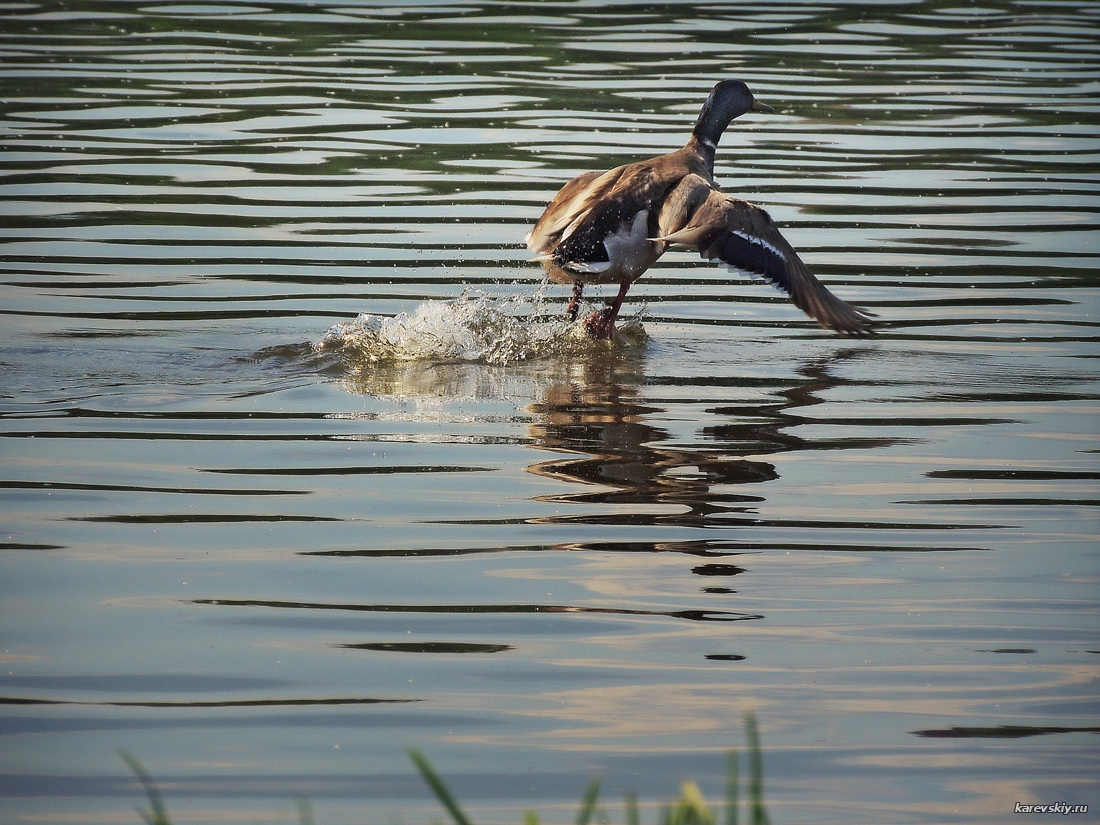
left=566, top=281, right=584, bottom=321
left=585, top=278, right=632, bottom=340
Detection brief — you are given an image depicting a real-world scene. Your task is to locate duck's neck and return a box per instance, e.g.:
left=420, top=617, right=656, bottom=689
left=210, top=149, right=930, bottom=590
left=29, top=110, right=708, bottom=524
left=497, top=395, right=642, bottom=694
left=692, top=110, right=724, bottom=138
left=691, top=108, right=730, bottom=174
left=687, top=134, right=718, bottom=176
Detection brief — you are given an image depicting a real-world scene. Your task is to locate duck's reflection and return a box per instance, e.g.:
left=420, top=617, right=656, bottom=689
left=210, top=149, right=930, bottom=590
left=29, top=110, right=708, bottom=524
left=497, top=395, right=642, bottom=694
left=526, top=354, right=771, bottom=525
left=324, top=339, right=886, bottom=532
left=308, top=343, right=890, bottom=622
left=525, top=349, right=872, bottom=528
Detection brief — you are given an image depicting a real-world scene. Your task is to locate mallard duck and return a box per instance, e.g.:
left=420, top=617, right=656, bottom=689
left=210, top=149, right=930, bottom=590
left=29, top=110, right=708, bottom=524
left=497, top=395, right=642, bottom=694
left=525, top=79, right=875, bottom=338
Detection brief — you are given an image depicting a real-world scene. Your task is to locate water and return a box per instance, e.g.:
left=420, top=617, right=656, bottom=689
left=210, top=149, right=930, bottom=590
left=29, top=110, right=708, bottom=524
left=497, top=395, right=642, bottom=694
left=1, top=1, right=1098, bottom=823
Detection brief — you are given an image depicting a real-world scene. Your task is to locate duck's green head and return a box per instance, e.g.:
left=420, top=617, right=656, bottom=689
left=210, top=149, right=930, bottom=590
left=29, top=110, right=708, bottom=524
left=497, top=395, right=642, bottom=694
left=692, top=80, right=772, bottom=147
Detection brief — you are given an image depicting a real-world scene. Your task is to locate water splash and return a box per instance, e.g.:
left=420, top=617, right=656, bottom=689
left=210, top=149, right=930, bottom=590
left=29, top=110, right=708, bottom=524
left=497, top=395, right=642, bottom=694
left=315, top=288, right=647, bottom=369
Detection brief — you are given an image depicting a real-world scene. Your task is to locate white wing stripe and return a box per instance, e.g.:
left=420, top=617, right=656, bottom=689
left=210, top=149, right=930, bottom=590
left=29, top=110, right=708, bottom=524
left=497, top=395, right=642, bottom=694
left=729, top=230, right=787, bottom=263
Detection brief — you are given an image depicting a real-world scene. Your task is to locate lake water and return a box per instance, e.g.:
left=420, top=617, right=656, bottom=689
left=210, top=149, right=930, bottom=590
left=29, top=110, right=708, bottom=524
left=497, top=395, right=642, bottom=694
left=1, top=1, right=1098, bottom=823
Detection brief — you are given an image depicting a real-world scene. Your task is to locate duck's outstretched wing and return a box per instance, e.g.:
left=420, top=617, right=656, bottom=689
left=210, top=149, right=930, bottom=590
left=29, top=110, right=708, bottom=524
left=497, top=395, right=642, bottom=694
left=656, top=177, right=875, bottom=335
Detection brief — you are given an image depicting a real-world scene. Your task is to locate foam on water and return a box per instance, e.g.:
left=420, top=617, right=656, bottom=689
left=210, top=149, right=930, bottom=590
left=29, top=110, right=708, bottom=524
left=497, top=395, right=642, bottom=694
left=315, top=288, right=647, bottom=368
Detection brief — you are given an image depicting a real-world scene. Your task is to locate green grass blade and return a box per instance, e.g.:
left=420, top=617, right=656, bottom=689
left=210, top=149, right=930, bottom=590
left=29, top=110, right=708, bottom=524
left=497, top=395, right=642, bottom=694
left=119, top=751, right=172, bottom=825
left=575, top=777, right=602, bottom=825
left=725, top=748, right=739, bottom=825
left=407, top=748, right=475, bottom=825
left=625, top=791, right=640, bottom=825
left=743, top=715, right=770, bottom=825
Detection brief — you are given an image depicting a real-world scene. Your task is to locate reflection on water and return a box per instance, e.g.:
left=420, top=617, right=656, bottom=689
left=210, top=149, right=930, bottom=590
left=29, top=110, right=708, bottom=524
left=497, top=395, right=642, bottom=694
left=1, top=0, right=1098, bottom=823
left=525, top=350, right=912, bottom=528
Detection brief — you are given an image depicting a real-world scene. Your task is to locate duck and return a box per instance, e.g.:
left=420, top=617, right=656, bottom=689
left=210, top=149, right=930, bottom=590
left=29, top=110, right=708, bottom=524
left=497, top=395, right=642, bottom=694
left=525, top=79, right=875, bottom=339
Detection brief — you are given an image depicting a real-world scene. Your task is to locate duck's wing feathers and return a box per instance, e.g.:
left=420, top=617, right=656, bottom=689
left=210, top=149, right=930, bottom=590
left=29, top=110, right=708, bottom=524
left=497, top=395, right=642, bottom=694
left=524, top=168, right=623, bottom=256
left=656, top=177, right=875, bottom=335
left=526, top=160, right=679, bottom=283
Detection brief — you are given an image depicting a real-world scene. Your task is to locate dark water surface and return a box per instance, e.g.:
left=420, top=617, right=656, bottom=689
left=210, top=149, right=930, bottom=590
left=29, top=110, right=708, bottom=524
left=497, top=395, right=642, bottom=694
left=1, top=1, right=1098, bottom=823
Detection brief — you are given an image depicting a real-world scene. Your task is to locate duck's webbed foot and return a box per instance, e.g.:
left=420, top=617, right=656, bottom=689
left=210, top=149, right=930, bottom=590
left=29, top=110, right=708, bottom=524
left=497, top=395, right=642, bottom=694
left=584, top=306, right=617, bottom=340
left=583, top=277, right=632, bottom=340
